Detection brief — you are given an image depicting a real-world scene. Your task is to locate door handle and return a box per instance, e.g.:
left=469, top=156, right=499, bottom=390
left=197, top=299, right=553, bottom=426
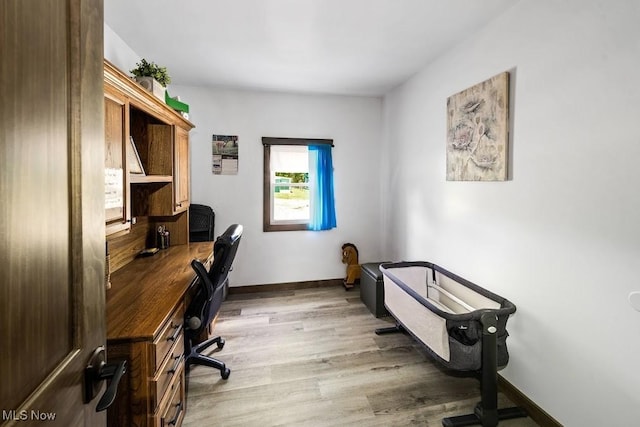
left=84, top=346, right=127, bottom=412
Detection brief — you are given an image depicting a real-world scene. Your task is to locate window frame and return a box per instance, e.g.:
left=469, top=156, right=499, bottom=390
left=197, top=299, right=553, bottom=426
left=262, top=137, right=333, bottom=232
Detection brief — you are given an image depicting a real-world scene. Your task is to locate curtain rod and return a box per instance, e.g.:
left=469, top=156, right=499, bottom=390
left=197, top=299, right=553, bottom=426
left=262, top=137, right=334, bottom=147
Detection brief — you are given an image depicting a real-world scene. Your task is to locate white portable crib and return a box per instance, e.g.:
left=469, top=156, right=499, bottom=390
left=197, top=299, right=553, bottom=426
left=377, top=261, right=527, bottom=427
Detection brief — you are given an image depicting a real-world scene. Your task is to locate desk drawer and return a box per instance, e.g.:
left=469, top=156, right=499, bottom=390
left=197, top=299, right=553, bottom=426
left=153, top=362, right=185, bottom=427
left=150, top=332, right=184, bottom=411
left=152, top=302, right=184, bottom=371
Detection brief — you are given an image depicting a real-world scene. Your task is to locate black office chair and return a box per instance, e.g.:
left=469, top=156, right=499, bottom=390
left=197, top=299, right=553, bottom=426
left=185, top=224, right=243, bottom=380
left=189, top=204, right=215, bottom=242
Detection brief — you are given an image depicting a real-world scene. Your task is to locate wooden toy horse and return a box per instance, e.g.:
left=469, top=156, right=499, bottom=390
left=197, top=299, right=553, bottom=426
left=341, top=243, right=361, bottom=290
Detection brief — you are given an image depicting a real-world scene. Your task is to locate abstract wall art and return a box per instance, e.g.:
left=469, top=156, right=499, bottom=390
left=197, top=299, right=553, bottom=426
left=446, top=71, right=509, bottom=181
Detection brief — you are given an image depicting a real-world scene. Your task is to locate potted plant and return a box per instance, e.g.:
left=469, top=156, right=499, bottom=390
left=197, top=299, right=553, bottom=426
left=130, top=59, right=171, bottom=101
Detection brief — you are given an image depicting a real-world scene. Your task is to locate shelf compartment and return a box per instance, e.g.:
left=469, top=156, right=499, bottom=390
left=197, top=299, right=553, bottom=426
left=131, top=181, right=174, bottom=217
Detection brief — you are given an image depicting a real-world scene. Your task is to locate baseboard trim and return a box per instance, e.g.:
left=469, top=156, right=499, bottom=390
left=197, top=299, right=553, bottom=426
left=498, top=375, right=562, bottom=427
left=229, top=278, right=344, bottom=294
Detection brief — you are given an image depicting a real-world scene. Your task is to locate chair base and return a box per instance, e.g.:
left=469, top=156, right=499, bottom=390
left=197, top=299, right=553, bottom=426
left=185, top=336, right=230, bottom=380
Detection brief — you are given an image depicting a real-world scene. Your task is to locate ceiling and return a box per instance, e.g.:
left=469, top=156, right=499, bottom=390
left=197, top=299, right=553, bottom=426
left=104, top=0, right=515, bottom=96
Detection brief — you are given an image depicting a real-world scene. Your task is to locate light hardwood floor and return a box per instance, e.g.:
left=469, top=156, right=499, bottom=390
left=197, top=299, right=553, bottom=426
left=182, top=285, right=539, bottom=427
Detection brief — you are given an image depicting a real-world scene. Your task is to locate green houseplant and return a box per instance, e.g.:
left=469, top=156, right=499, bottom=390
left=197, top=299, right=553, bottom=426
left=130, top=59, right=171, bottom=86
left=130, top=59, right=171, bottom=101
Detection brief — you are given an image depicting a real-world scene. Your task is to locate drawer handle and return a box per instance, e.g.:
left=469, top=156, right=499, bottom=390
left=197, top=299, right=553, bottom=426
left=167, top=401, right=183, bottom=426
left=168, top=355, right=181, bottom=375
left=167, top=324, right=181, bottom=342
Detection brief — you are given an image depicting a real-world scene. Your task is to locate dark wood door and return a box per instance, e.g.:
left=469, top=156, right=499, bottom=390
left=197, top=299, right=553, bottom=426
left=0, top=0, right=107, bottom=426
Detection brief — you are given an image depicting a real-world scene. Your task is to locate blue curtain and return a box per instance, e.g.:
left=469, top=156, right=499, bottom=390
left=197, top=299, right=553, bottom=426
left=308, top=144, right=336, bottom=231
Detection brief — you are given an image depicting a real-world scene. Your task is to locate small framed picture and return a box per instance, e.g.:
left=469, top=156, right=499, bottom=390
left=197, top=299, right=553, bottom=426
left=128, top=136, right=145, bottom=175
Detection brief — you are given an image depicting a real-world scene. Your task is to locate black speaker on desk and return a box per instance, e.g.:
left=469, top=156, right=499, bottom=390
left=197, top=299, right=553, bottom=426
left=189, top=204, right=215, bottom=242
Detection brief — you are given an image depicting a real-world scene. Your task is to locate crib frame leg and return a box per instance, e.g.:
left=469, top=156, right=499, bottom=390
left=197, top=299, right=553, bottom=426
left=374, top=323, right=404, bottom=335
left=442, top=312, right=527, bottom=427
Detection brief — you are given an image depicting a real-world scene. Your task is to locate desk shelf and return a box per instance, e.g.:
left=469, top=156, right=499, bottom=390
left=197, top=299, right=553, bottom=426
left=130, top=174, right=172, bottom=184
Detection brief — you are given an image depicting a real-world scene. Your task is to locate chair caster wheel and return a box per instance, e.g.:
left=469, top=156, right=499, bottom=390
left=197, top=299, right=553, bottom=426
left=221, top=368, right=230, bottom=380
left=217, top=338, right=225, bottom=350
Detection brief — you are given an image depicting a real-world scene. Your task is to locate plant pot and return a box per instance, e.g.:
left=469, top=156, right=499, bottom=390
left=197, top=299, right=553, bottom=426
left=135, top=76, right=165, bottom=102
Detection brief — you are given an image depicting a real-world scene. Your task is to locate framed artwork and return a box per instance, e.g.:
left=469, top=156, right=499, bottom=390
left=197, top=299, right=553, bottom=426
left=446, top=71, right=509, bottom=181
left=128, top=136, right=145, bottom=175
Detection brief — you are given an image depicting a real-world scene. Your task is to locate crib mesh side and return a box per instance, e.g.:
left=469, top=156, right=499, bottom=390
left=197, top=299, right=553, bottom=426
left=383, top=271, right=451, bottom=362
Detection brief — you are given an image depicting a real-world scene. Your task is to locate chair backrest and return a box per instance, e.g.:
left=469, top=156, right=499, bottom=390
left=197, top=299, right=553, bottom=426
left=186, top=224, right=243, bottom=333
left=189, top=204, right=215, bottom=242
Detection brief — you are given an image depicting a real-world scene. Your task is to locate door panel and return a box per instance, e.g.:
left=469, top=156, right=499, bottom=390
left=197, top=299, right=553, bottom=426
left=1, top=0, right=106, bottom=426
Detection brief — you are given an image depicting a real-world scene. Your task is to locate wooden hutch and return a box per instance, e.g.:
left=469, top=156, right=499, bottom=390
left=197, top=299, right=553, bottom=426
left=103, top=59, right=207, bottom=427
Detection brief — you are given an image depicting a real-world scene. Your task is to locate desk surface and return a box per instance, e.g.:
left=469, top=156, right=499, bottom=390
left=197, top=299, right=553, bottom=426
left=106, top=242, right=213, bottom=343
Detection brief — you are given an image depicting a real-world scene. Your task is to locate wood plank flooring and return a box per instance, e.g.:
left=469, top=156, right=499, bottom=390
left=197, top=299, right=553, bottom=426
left=182, top=286, right=539, bottom=427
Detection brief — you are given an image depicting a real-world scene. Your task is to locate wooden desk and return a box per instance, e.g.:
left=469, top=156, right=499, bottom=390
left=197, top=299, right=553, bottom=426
left=106, top=242, right=213, bottom=427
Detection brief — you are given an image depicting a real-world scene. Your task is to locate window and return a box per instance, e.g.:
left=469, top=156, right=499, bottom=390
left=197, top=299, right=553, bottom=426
left=263, top=137, right=336, bottom=232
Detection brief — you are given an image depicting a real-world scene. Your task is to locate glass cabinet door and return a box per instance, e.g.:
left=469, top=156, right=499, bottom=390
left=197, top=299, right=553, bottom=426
left=104, top=92, right=131, bottom=236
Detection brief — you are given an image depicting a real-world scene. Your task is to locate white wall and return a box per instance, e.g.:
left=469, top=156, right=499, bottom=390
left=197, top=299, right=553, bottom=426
left=168, top=85, right=384, bottom=287
left=382, top=1, right=640, bottom=425
left=104, top=23, right=139, bottom=73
